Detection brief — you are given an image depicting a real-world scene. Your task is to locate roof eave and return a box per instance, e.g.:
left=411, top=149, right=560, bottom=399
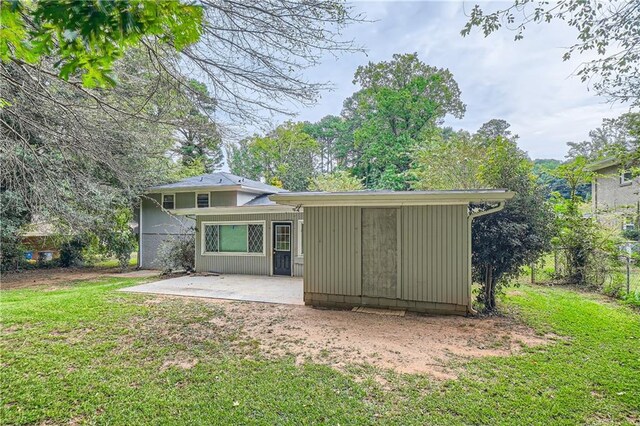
left=169, top=205, right=298, bottom=216
left=269, top=191, right=516, bottom=207
left=145, top=184, right=278, bottom=194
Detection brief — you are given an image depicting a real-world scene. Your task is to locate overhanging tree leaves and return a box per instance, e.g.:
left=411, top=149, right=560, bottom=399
left=1, top=0, right=362, bottom=263
left=462, top=1, right=640, bottom=107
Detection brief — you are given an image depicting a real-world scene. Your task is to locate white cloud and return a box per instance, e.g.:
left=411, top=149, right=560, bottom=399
left=293, top=1, right=631, bottom=160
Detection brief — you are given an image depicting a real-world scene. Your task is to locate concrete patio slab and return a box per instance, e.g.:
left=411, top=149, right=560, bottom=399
left=119, top=274, right=303, bottom=305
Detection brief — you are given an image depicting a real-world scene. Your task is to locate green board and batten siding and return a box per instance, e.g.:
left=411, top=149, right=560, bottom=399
left=303, top=205, right=470, bottom=311
left=195, top=212, right=304, bottom=276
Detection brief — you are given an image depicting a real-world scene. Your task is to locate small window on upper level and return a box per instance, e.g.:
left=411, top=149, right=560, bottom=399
left=620, top=170, right=633, bottom=186
left=162, top=194, right=175, bottom=209
left=196, top=193, right=210, bottom=208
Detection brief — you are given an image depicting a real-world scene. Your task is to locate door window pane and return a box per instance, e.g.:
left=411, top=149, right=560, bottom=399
left=275, top=225, right=290, bottom=251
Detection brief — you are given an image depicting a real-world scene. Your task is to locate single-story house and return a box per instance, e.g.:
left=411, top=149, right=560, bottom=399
left=270, top=191, right=513, bottom=314
left=22, top=222, right=61, bottom=262
left=142, top=172, right=513, bottom=315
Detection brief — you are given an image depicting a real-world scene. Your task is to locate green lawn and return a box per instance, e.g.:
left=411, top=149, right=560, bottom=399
left=1, top=278, right=639, bottom=425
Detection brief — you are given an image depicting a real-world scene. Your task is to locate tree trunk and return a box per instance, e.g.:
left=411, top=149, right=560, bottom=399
left=484, top=265, right=495, bottom=312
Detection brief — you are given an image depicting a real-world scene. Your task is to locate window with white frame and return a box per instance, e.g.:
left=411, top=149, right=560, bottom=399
left=620, top=170, right=633, bottom=185
left=162, top=194, right=175, bottom=209
left=196, top=193, right=210, bottom=208
left=202, top=222, right=264, bottom=255
left=297, top=220, right=304, bottom=257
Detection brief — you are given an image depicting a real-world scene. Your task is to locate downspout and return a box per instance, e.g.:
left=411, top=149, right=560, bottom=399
left=185, top=214, right=197, bottom=272
left=466, top=202, right=506, bottom=315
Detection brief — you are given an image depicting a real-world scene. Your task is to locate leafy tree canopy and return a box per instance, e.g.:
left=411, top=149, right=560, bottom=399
left=1, top=0, right=203, bottom=87
left=227, top=122, right=320, bottom=192
left=309, top=170, right=364, bottom=192
left=533, top=159, right=591, bottom=200
left=341, top=53, right=466, bottom=188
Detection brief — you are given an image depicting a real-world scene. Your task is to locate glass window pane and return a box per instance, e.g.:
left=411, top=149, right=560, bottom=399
left=248, top=224, right=263, bottom=253
left=219, top=225, right=248, bottom=252
left=275, top=225, right=290, bottom=251
left=197, top=193, right=209, bottom=208
left=204, top=225, right=219, bottom=252
left=162, top=195, right=174, bottom=209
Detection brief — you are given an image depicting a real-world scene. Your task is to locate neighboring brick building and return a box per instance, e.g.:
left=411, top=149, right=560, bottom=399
left=590, top=157, right=640, bottom=231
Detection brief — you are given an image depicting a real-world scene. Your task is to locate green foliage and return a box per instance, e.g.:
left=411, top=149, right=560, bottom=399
left=303, top=116, right=354, bottom=172
left=550, top=157, right=619, bottom=286
left=309, top=170, right=364, bottom=192
left=551, top=156, right=594, bottom=199
left=1, top=0, right=203, bottom=87
left=59, top=235, right=88, bottom=267
left=174, top=80, right=223, bottom=173
left=471, top=137, right=555, bottom=311
left=343, top=53, right=466, bottom=188
left=228, top=122, right=320, bottom=191
left=93, top=207, right=137, bottom=271
left=567, top=113, right=640, bottom=167
left=622, top=228, right=640, bottom=242
left=409, top=129, right=485, bottom=190
left=533, top=159, right=591, bottom=200
left=0, top=191, right=30, bottom=272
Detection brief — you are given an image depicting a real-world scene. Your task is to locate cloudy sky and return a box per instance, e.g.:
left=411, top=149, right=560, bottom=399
left=291, top=1, right=630, bottom=160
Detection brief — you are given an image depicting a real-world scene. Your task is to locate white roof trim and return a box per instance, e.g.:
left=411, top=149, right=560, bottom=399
left=146, top=185, right=275, bottom=195
left=169, top=205, right=299, bottom=216
left=269, top=190, right=515, bottom=207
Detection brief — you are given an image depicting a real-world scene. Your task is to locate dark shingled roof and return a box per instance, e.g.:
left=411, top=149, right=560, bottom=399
left=148, top=172, right=285, bottom=194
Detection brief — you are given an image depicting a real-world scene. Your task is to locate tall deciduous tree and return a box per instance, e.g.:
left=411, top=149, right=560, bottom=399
left=303, top=116, right=354, bottom=173
left=409, top=129, right=485, bottom=190
left=341, top=53, right=466, bottom=188
left=462, top=1, right=640, bottom=107
left=227, top=122, right=320, bottom=191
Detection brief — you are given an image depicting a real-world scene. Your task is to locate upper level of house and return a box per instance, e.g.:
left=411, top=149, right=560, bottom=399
left=146, top=172, right=285, bottom=211
left=590, top=158, right=639, bottom=214
left=140, top=172, right=287, bottom=235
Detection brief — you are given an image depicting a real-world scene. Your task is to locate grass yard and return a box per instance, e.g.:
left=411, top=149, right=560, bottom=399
left=1, top=277, right=639, bottom=425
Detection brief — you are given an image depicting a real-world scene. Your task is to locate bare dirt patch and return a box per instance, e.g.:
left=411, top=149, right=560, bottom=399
left=1, top=268, right=160, bottom=290
left=143, top=297, right=554, bottom=379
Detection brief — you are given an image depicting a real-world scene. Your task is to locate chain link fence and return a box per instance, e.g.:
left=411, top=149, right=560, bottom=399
left=530, top=241, right=640, bottom=299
